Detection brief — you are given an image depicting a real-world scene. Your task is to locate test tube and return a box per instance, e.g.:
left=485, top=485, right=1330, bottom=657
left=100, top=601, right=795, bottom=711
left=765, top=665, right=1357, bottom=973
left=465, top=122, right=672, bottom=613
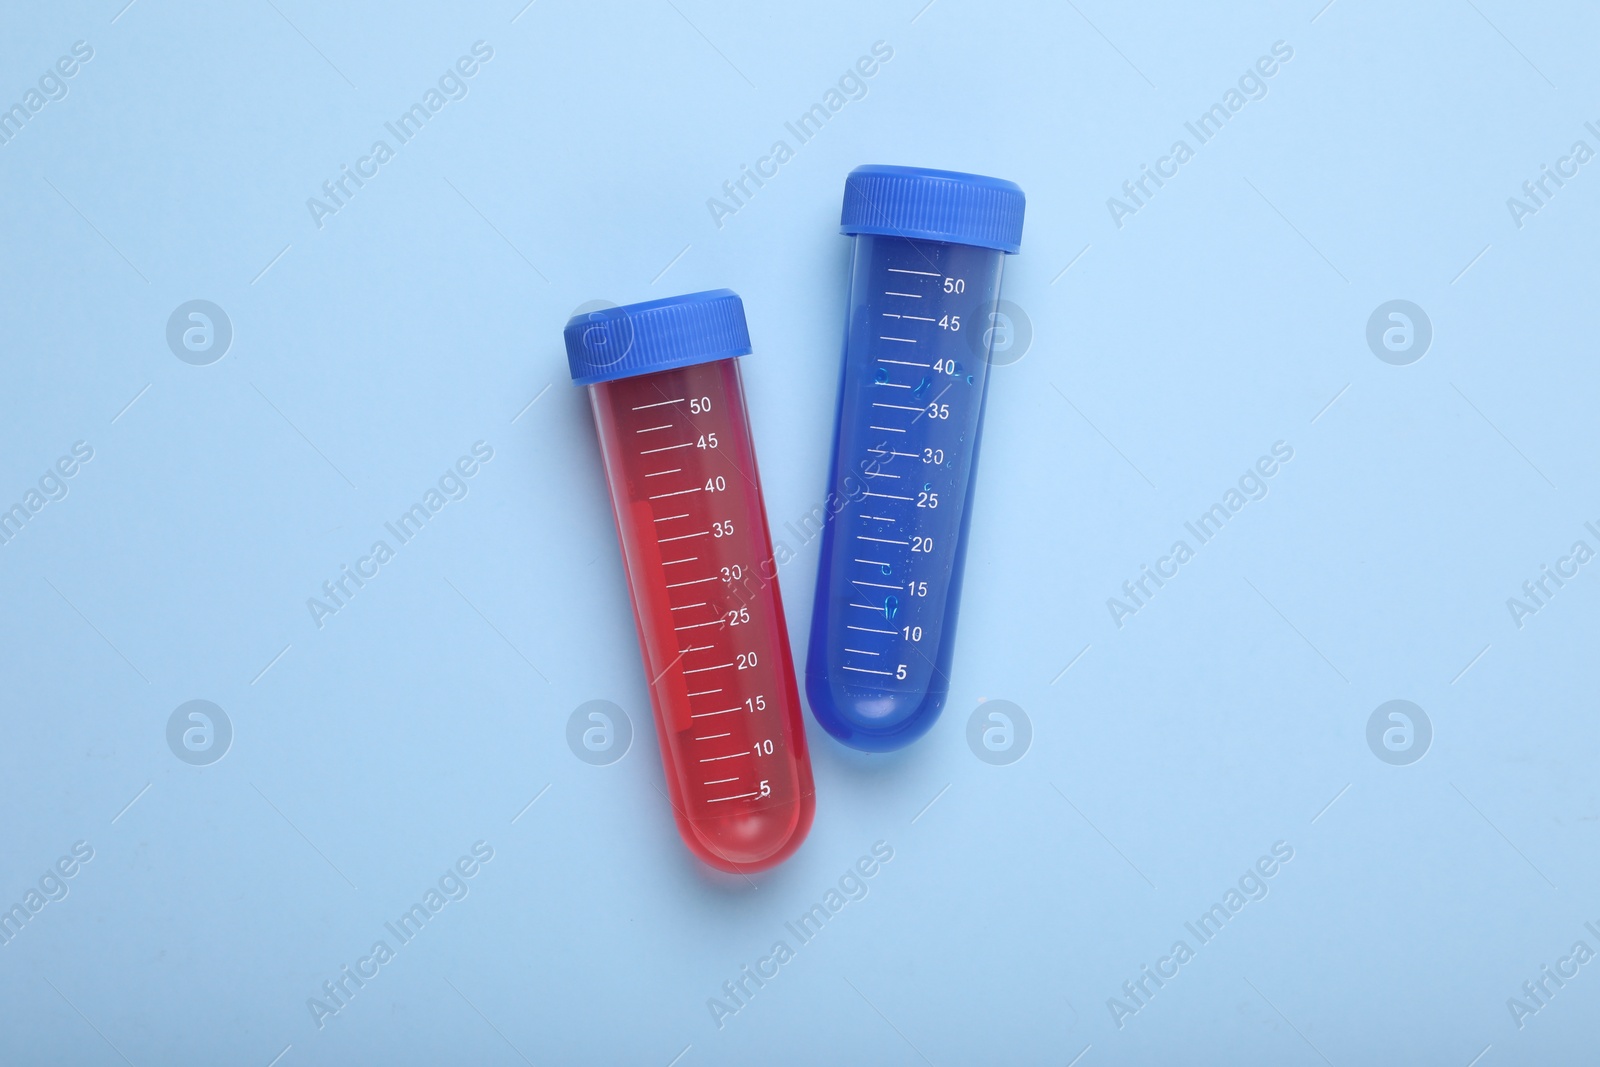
left=565, top=289, right=815, bottom=872
left=806, top=165, right=1026, bottom=751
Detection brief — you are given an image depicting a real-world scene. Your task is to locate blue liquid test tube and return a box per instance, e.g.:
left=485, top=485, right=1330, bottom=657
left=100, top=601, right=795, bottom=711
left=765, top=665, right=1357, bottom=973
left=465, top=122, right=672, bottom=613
left=806, top=165, right=1026, bottom=751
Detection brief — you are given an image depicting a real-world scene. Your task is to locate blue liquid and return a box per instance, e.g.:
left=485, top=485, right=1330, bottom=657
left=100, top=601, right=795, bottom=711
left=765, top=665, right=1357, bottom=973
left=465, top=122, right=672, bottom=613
left=806, top=234, right=1007, bottom=751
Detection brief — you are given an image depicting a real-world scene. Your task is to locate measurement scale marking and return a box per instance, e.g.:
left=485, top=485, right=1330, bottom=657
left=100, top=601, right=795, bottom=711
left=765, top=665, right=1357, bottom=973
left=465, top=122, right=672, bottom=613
left=901, top=383, right=955, bottom=428
left=878, top=359, right=930, bottom=368
left=887, top=268, right=940, bottom=276
left=683, top=663, right=733, bottom=674
left=665, top=576, right=718, bottom=588
left=640, top=441, right=695, bottom=455
left=635, top=424, right=674, bottom=433
left=631, top=398, right=685, bottom=410
left=884, top=291, right=922, bottom=298
left=858, top=536, right=909, bottom=545
left=648, top=487, right=703, bottom=500
left=657, top=531, right=709, bottom=543
left=843, top=665, right=894, bottom=676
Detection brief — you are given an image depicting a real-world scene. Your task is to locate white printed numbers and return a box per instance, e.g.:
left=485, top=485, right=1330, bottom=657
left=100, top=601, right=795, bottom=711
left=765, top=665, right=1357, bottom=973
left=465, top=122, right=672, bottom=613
left=721, top=564, right=743, bottom=581
left=758, top=779, right=772, bottom=797
left=895, top=664, right=908, bottom=680
left=737, top=651, right=758, bottom=670
left=690, top=396, right=711, bottom=414
left=705, top=476, right=727, bottom=492
left=926, top=403, right=950, bottom=419
left=916, top=490, right=939, bottom=508
left=922, top=448, right=944, bottom=465
left=745, top=694, right=767, bottom=713
left=698, top=433, right=718, bottom=449
left=908, top=581, right=929, bottom=597
left=938, top=315, right=960, bottom=332
left=911, top=536, right=933, bottom=553
left=943, top=277, right=965, bottom=294
left=713, top=520, right=735, bottom=538
left=725, top=606, right=750, bottom=626
left=753, top=739, right=774, bottom=755
left=902, top=626, right=923, bottom=642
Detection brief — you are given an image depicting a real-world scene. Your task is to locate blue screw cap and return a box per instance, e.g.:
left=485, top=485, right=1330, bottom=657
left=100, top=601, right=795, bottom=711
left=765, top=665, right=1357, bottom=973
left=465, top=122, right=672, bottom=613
left=840, top=164, right=1026, bottom=254
left=564, top=289, right=752, bottom=386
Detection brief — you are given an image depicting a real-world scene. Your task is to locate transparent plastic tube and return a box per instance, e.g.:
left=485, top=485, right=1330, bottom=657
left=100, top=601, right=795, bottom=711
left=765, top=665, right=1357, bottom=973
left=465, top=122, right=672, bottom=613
left=568, top=291, right=814, bottom=871
left=806, top=167, right=1025, bottom=751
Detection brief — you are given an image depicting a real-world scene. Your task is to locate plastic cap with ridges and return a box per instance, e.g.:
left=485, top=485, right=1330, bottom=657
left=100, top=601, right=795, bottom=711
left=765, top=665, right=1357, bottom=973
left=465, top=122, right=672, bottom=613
left=564, top=289, right=752, bottom=386
left=840, top=164, right=1025, bottom=254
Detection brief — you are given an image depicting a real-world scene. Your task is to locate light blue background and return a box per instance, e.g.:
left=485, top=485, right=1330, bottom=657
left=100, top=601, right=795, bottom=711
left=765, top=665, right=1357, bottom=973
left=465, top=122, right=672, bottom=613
left=2, top=1, right=1597, bottom=1064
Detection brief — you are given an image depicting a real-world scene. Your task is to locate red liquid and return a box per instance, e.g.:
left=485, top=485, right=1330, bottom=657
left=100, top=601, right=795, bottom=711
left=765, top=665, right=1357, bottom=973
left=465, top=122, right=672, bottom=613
left=589, top=358, right=814, bottom=872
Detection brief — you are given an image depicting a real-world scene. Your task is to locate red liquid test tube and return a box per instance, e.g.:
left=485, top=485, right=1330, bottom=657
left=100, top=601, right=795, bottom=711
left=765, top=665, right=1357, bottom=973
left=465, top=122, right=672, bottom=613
left=565, top=290, right=815, bottom=873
